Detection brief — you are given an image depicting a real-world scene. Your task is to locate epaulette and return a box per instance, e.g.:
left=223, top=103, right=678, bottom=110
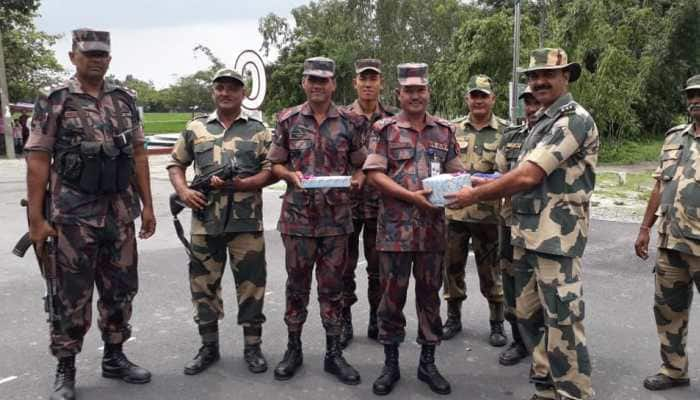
left=559, top=102, right=577, bottom=115
left=190, top=112, right=208, bottom=121
left=276, top=104, right=303, bottom=123
left=383, top=105, right=400, bottom=116
left=503, top=124, right=524, bottom=135
left=450, top=115, right=468, bottom=125
left=433, top=116, right=453, bottom=129
left=496, top=116, right=510, bottom=127
left=372, top=116, right=397, bottom=131
left=41, top=83, right=69, bottom=99
left=665, top=124, right=689, bottom=136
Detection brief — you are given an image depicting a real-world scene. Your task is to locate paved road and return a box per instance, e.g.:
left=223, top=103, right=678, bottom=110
left=0, top=156, right=698, bottom=400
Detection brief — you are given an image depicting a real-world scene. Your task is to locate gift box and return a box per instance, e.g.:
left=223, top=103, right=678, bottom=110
left=421, top=173, right=472, bottom=207
left=300, top=175, right=352, bottom=189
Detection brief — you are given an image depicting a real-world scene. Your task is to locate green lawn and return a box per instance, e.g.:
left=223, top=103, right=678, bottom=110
left=599, top=138, right=663, bottom=164
left=596, top=171, right=656, bottom=202
left=143, top=113, right=190, bottom=135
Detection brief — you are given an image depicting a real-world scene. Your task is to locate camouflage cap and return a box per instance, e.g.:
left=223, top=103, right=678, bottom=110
left=518, top=85, right=534, bottom=100
left=212, top=68, right=245, bottom=85
left=355, top=58, right=382, bottom=74
left=303, top=57, right=335, bottom=78
left=466, top=74, right=495, bottom=95
left=397, top=63, right=429, bottom=86
left=684, top=75, right=700, bottom=92
left=72, top=28, right=110, bottom=53
left=518, top=48, right=581, bottom=82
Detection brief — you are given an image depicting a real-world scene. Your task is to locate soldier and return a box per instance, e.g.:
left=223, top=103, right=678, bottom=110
left=495, top=86, right=542, bottom=366
left=24, top=29, right=155, bottom=400
left=341, top=58, right=398, bottom=348
left=442, top=75, right=509, bottom=346
left=364, top=63, right=463, bottom=395
left=167, top=69, right=272, bottom=376
left=267, top=57, right=366, bottom=385
left=445, top=48, right=597, bottom=400
left=635, top=74, right=700, bottom=391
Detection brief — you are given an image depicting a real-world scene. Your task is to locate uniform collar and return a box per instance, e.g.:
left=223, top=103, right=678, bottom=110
left=300, top=101, right=340, bottom=118
left=348, top=99, right=386, bottom=117
left=67, top=75, right=118, bottom=95
left=396, top=111, right=437, bottom=129
left=681, top=123, right=698, bottom=138
left=207, top=109, right=248, bottom=124
left=542, top=92, right=574, bottom=118
left=465, top=112, right=500, bottom=130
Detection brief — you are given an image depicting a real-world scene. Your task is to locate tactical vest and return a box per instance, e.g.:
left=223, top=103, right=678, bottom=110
left=55, top=91, right=135, bottom=195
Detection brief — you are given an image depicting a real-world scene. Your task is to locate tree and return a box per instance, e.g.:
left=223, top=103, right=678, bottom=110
left=1, top=0, right=64, bottom=101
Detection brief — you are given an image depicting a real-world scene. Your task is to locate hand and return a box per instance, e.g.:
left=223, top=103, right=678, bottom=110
left=444, top=186, right=477, bottom=209
left=231, top=176, right=251, bottom=192
left=178, top=188, right=207, bottom=210
left=29, top=218, right=57, bottom=251
left=210, top=175, right=226, bottom=189
left=139, top=206, right=156, bottom=239
left=351, top=170, right=365, bottom=191
left=412, top=189, right=438, bottom=211
left=635, top=227, right=651, bottom=260
left=287, top=171, right=304, bottom=189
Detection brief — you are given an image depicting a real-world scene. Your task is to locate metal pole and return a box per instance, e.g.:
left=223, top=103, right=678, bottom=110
left=510, top=0, right=521, bottom=123
left=0, top=29, right=16, bottom=158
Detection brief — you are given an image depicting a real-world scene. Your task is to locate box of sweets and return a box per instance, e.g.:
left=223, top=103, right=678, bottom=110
left=300, top=175, right=352, bottom=189
left=421, top=173, right=472, bottom=207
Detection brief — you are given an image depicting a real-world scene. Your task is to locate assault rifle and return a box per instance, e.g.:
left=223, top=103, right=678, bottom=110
left=13, top=196, right=59, bottom=324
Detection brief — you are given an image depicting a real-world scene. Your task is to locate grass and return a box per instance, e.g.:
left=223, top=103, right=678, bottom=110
left=143, top=113, right=191, bottom=135
left=595, top=171, right=655, bottom=202
left=599, top=138, right=663, bottom=164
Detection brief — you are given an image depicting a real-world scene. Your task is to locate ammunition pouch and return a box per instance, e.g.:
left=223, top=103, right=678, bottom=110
left=57, top=139, right=134, bottom=194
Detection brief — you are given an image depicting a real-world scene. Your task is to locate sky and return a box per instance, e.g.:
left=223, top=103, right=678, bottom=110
left=35, top=0, right=311, bottom=88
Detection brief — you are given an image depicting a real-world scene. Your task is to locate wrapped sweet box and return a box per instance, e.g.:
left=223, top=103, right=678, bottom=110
left=422, top=173, right=472, bottom=207
left=300, top=175, right=352, bottom=189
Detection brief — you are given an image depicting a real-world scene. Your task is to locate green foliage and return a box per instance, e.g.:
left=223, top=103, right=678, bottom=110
left=1, top=0, right=64, bottom=101
left=142, top=112, right=191, bottom=134
left=598, top=137, right=664, bottom=165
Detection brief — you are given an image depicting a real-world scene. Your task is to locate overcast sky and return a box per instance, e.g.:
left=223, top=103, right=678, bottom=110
left=35, top=0, right=310, bottom=88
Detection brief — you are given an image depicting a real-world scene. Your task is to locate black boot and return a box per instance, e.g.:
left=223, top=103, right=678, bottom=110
left=367, top=308, right=378, bottom=341
left=324, top=335, right=361, bottom=385
left=417, top=345, right=451, bottom=395
left=50, top=356, right=76, bottom=400
left=499, top=322, right=528, bottom=365
left=372, top=344, right=400, bottom=395
left=184, top=342, right=220, bottom=375
left=489, top=320, right=507, bottom=347
left=243, top=326, right=267, bottom=373
left=102, top=343, right=151, bottom=384
left=340, top=307, right=354, bottom=349
left=274, top=332, right=303, bottom=381
left=441, top=301, right=462, bottom=340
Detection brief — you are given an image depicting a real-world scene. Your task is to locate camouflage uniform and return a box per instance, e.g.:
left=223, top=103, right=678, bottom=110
left=364, top=111, right=463, bottom=345
left=267, top=101, right=366, bottom=335
left=650, top=121, right=700, bottom=381
left=167, top=108, right=271, bottom=344
left=445, top=109, right=508, bottom=322
left=343, top=97, right=397, bottom=313
left=25, top=75, right=144, bottom=358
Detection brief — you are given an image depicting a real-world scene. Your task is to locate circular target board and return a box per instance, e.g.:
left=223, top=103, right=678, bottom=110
left=235, top=50, right=267, bottom=110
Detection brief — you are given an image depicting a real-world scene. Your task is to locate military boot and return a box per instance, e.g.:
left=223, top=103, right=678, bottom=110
left=643, top=373, right=690, bottom=391
left=184, top=342, right=220, bottom=375
left=339, top=307, right=354, bottom=349
left=274, top=332, right=303, bottom=381
left=489, top=320, right=507, bottom=347
left=367, top=306, right=379, bottom=340
left=243, top=326, right=267, bottom=373
left=417, top=345, right=451, bottom=395
left=372, top=344, right=400, bottom=395
left=324, top=335, right=361, bottom=385
left=102, top=343, right=151, bottom=384
left=499, top=321, right=527, bottom=365
left=441, top=301, right=462, bottom=340
left=49, top=356, right=76, bottom=400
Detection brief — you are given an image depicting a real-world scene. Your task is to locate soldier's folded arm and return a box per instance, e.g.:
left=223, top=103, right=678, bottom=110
left=363, top=156, right=433, bottom=209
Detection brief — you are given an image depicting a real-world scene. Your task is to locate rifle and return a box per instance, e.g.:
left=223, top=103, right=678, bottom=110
left=170, top=158, right=242, bottom=255
left=13, top=196, right=59, bottom=324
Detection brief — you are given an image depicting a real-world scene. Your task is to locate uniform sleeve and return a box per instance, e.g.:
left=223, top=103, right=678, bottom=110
left=522, top=115, right=590, bottom=176
left=495, top=134, right=509, bottom=174
left=24, top=94, right=59, bottom=153
left=259, top=127, right=273, bottom=171
left=363, top=124, right=388, bottom=172
left=349, top=118, right=368, bottom=168
left=445, top=125, right=464, bottom=173
left=266, top=116, right=289, bottom=164
left=128, top=97, right=145, bottom=146
left=651, top=143, right=665, bottom=180
left=167, top=128, right=194, bottom=169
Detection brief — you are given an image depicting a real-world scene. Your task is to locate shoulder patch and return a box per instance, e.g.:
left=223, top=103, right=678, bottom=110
left=276, top=105, right=303, bottom=123
left=372, top=116, right=397, bottom=131
left=559, top=102, right=576, bottom=115
left=665, top=124, right=689, bottom=136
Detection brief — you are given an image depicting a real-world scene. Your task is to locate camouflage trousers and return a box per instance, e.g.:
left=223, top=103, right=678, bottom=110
left=343, top=218, right=381, bottom=310
left=378, top=252, right=444, bottom=345
left=281, top=234, right=348, bottom=336
left=444, top=220, right=504, bottom=321
left=189, top=232, right=266, bottom=345
left=653, top=248, right=700, bottom=380
left=51, top=216, right=138, bottom=358
left=513, top=246, right=593, bottom=400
